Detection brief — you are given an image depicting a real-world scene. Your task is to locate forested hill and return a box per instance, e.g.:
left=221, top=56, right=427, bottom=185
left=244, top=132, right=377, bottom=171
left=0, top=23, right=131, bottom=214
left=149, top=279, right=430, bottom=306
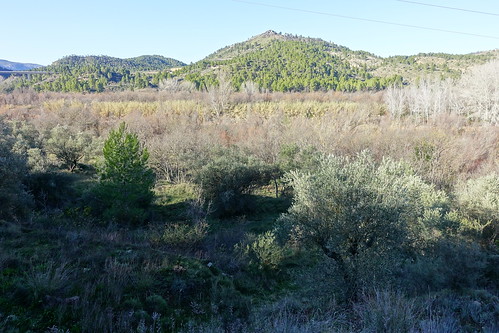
left=203, top=30, right=365, bottom=61
left=47, top=55, right=185, bottom=72
left=3, top=30, right=497, bottom=93
left=180, top=30, right=400, bottom=92
left=6, top=55, right=186, bottom=93
left=178, top=30, right=497, bottom=92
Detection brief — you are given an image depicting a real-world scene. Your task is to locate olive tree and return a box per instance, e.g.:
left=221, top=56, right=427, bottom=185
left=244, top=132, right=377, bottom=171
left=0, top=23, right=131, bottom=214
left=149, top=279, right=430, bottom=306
left=455, top=173, right=499, bottom=247
left=281, top=152, right=448, bottom=298
left=45, top=125, right=93, bottom=172
left=208, top=71, right=234, bottom=116
left=194, top=148, right=277, bottom=217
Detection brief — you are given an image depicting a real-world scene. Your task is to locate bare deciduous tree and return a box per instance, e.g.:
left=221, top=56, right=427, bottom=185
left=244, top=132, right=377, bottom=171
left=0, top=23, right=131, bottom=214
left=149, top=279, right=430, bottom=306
left=208, top=71, right=234, bottom=116
left=241, top=80, right=260, bottom=102
left=383, top=61, right=499, bottom=124
left=385, top=85, right=407, bottom=119
left=158, top=78, right=181, bottom=93
left=458, top=60, right=499, bottom=124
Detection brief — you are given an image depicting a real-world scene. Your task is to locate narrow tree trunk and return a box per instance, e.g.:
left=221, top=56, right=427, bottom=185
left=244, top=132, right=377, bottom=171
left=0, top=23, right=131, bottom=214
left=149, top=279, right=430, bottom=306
left=320, top=243, right=357, bottom=301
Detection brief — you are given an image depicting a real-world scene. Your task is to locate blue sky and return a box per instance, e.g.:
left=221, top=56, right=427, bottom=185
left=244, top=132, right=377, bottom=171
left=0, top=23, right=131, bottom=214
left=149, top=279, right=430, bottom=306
left=3, top=0, right=498, bottom=65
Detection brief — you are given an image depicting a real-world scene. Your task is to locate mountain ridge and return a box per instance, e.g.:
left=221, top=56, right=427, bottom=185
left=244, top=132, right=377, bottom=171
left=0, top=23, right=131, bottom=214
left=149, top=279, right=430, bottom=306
left=0, top=59, right=42, bottom=71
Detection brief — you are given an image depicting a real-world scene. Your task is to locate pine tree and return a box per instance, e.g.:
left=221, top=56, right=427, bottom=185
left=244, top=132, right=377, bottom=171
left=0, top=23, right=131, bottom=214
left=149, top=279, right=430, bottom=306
left=95, top=123, right=155, bottom=224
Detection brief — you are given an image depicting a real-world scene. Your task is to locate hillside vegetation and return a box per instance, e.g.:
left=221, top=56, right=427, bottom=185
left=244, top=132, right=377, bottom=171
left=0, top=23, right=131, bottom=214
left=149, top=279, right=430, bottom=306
left=1, top=55, right=185, bottom=93
left=1, top=31, right=496, bottom=94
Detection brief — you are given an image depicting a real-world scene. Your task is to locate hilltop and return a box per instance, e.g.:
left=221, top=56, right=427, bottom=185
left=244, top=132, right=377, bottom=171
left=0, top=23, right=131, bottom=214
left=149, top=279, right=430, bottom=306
left=202, top=30, right=362, bottom=61
left=180, top=30, right=395, bottom=91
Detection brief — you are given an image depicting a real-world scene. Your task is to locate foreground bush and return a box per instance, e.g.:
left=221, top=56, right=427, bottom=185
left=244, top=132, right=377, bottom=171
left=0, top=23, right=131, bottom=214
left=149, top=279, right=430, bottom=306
left=281, top=152, right=449, bottom=298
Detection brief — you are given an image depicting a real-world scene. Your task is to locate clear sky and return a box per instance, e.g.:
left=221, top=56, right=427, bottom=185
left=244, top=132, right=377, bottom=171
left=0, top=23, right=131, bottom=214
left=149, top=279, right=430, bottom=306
left=3, top=0, right=498, bottom=65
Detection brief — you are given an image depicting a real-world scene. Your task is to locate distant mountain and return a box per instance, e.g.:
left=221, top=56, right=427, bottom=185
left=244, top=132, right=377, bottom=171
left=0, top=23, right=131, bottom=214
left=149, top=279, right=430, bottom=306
left=0, top=59, right=42, bottom=71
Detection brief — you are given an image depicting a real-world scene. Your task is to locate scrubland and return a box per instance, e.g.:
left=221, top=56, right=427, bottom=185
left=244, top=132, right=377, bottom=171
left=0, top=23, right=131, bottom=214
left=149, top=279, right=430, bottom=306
left=0, top=78, right=497, bottom=332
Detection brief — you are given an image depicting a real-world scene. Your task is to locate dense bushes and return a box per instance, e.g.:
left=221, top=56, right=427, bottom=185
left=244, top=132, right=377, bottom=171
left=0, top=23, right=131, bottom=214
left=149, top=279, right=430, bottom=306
left=0, top=90, right=497, bottom=331
left=194, top=148, right=278, bottom=217
left=0, top=118, right=33, bottom=219
left=27, top=172, right=77, bottom=210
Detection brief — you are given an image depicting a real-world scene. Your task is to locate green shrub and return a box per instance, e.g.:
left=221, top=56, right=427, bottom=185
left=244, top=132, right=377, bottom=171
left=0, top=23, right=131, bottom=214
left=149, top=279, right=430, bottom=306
left=243, top=231, right=287, bottom=272
left=194, top=148, right=275, bottom=217
left=278, top=143, right=320, bottom=173
left=0, top=118, right=33, bottom=219
left=400, top=238, right=488, bottom=293
left=156, top=221, right=208, bottom=249
left=145, top=294, right=168, bottom=314
left=91, top=122, right=155, bottom=225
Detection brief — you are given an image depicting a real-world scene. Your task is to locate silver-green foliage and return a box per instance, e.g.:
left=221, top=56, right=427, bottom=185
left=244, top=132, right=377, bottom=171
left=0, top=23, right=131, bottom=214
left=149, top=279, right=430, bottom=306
left=282, top=152, right=448, bottom=294
left=45, top=125, right=93, bottom=172
left=194, top=148, right=276, bottom=216
left=456, top=173, right=499, bottom=245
